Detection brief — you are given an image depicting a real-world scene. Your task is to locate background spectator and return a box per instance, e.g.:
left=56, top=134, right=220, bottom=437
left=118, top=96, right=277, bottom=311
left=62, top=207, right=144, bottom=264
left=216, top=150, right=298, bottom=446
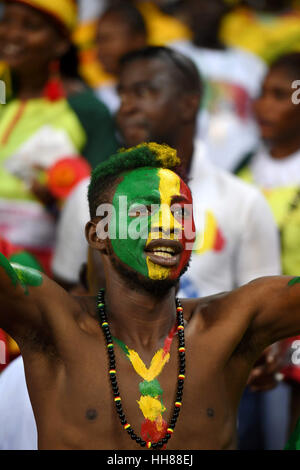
left=94, top=2, right=148, bottom=115
left=172, top=0, right=267, bottom=171
left=236, top=52, right=300, bottom=437
left=0, top=0, right=118, bottom=273
left=221, top=0, right=300, bottom=63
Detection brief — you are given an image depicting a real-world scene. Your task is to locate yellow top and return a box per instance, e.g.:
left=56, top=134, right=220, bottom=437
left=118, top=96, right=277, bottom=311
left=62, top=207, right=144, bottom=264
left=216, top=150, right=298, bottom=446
left=6, top=0, right=78, bottom=34
left=221, top=6, right=300, bottom=63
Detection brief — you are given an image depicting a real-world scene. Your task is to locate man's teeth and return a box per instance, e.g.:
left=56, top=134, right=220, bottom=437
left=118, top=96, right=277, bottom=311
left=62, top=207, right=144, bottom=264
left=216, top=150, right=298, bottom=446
left=151, top=247, right=175, bottom=258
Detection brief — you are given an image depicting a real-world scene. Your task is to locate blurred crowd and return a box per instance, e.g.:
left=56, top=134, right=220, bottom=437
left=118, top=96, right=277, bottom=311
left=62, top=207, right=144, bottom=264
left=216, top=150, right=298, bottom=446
left=1, top=0, right=300, bottom=450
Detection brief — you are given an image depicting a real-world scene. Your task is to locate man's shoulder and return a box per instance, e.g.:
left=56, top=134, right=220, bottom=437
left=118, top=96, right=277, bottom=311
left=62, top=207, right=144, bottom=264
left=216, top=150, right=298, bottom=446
left=181, top=292, right=231, bottom=325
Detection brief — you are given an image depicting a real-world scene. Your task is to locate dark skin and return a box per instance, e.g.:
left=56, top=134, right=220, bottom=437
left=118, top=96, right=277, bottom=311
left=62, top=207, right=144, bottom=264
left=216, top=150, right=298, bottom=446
left=186, top=0, right=230, bottom=50
left=1, top=174, right=300, bottom=450
left=116, top=58, right=198, bottom=179
left=96, top=11, right=147, bottom=77
left=254, top=66, right=300, bottom=159
left=242, top=0, right=291, bottom=13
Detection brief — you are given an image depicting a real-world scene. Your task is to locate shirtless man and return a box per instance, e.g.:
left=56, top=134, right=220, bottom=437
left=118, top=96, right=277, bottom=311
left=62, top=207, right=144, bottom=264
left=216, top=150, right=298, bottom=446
left=1, top=143, right=300, bottom=450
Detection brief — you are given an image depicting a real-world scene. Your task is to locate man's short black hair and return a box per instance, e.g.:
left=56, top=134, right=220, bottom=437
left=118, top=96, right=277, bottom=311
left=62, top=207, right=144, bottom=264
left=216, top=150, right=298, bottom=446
left=88, top=142, right=180, bottom=218
left=270, top=52, right=300, bottom=80
left=100, top=1, right=147, bottom=37
left=120, top=45, right=203, bottom=96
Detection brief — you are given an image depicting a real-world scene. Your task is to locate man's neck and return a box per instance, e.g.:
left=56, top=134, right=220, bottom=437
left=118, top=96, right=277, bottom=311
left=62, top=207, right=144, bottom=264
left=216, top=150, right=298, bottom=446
left=15, top=67, right=50, bottom=100
left=268, top=136, right=300, bottom=160
left=193, top=35, right=225, bottom=51
left=173, top=132, right=195, bottom=180
left=102, top=264, right=178, bottom=352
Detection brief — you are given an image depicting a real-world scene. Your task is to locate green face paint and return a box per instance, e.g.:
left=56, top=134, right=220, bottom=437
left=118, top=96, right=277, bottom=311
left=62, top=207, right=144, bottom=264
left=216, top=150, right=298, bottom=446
left=110, top=167, right=160, bottom=278
left=0, top=254, right=43, bottom=295
left=109, top=167, right=195, bottom=281
left=288, top=277, right=300, bottom=286
left=11, top=263, right=43, bottom=295
left=0, top=253, right=19, bottom=287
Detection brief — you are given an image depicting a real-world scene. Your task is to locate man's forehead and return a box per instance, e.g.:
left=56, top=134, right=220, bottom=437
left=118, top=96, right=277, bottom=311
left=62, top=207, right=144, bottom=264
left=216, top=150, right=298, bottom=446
left=119, top=58, right=174, bottom=87
left=113, top=167, right=191, bottom=202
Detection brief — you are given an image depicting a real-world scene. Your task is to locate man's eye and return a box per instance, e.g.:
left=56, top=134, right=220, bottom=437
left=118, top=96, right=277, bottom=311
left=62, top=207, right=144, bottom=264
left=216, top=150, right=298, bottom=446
left=135, top=85, right=151, bottom=98
left=172, top=206, right=191, bottom=220
left=128, top=205, right=150, bottom=218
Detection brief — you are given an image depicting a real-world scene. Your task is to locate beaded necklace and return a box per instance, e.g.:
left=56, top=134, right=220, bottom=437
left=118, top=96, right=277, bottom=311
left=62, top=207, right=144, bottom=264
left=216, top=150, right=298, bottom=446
left=97, top=288, right=186, bottom=450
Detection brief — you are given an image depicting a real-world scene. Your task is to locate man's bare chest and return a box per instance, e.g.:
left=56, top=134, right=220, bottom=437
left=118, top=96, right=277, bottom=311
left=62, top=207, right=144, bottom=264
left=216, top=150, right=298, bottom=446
left=30, top=334, right=237, bottom=450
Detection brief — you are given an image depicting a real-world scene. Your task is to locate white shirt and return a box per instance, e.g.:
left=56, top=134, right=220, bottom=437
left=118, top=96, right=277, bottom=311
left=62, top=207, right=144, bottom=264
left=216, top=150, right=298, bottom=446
left=170, top=41, right=267, bottom=171
left=0, top=357, right=37, bottom=450
left=178, top=141, right=281, bottom=298
left=250, top=146, right=300, bottom=188
left=52, top=177, right=90, bottom=283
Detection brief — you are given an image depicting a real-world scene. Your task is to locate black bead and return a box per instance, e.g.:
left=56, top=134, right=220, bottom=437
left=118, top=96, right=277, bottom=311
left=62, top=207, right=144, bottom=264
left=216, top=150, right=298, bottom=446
left=162, top=437, right=168, bottom=444
left=151, top=442, right=157, bottom=449
left=140, top=441, right=146, bottom=447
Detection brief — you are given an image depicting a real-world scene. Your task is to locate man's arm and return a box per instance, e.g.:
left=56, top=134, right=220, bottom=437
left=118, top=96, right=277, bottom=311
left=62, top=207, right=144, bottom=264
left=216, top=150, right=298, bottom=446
left=0, top=252, right=79, bottom=346
left=239, top=275, right=300, bottom=351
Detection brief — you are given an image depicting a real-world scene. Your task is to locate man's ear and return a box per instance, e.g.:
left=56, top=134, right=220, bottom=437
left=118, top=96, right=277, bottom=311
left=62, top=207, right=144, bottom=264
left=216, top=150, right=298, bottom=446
left=85, top=219, right=108, bottom=253
left=180, top=93, right=201, bottom=123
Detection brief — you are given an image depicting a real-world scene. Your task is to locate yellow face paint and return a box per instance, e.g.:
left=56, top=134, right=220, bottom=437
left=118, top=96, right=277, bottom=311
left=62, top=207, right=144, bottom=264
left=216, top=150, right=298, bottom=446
left=146, top=169, right=184, bottom=280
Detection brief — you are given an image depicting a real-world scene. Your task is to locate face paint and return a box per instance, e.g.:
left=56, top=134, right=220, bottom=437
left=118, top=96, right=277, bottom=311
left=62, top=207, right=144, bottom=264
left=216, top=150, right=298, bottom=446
left=113, top=322, right=177, bottom=448
left=288, top=277, right=300, bottom=286
left=146, top=168, right=195, bottom=281
left=0, top=253, right=19, bottom=287
left=11, top=263, right=43, bottom=295
left=110, top=167, right=195, bottom=281
left=0, top=254, right=43, bottom=295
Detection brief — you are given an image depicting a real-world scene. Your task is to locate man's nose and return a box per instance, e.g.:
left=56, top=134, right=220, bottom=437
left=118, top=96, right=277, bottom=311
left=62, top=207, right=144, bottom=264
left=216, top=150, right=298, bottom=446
left=118, top=94, right=138, bottom=115
left=151, top=206, right=182, bottom=238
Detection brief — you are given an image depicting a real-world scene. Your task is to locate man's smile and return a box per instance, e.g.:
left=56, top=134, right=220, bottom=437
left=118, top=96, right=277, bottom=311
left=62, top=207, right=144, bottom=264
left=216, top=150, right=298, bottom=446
left=145, top=239, right=183, bottom=267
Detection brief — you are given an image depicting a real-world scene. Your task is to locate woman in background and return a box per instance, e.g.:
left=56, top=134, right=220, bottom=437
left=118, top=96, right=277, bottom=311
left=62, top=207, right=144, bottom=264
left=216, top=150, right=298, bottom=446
left=0, top=0, right=118, bottom=274
left=236, top=52, right=300, bottom=437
